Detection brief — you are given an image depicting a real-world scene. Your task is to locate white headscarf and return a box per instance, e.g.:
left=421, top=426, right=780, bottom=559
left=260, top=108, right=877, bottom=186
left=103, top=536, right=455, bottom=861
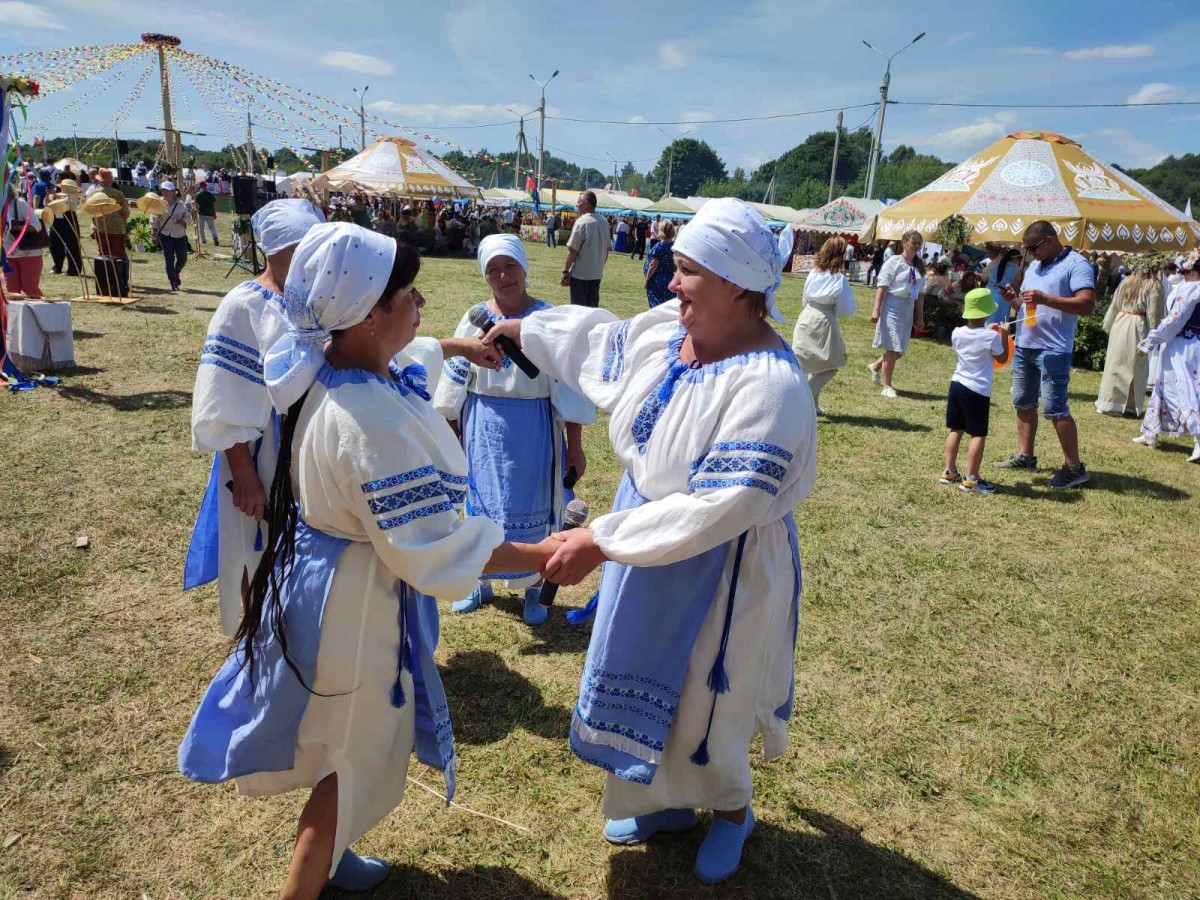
left=673, top=198, right=795, bottom=322
left=262, top=222, right=397, bottom=412
left=477, top=232, right=528, bottom=276
left=252, top=199, right=326, bottom=257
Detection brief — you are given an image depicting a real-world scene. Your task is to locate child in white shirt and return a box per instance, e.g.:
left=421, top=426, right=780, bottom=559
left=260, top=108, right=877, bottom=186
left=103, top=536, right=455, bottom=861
left=941, top=288, right=1011, bottom=493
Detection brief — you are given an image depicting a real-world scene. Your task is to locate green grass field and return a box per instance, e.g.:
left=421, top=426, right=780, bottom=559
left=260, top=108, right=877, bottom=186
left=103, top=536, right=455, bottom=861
left=2, top=212, right=1197, bottom=899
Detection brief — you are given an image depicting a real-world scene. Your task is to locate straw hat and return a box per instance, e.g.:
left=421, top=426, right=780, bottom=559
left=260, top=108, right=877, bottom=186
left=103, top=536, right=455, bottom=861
left=38, top=207, right=57, bottom=227
left=41, top=197, right=71, bottom=221
left=81, top=194, right=122, bottom=217
left=136, top=192, right=168, bottom=215
left=57, top=178, right=81, bottom=195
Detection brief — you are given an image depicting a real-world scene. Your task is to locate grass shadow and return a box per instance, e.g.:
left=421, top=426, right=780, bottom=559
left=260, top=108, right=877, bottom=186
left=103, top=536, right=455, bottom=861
left=519, top=615, right=594, bottom=656
left=895, top=389, right=945, bottom=402
left=72, top=331, right=104, bottom=340
left=998, top=482, right=1085, bottom=503
left=439, top=649, right=571, bottom=745
left=195, top=306, right=218, bottom=313
left=360, top=865, right=562, bottom=899
left=1036, top=471, right=1189, bottom=501
left=58, top=386, right=192, bottom=412
left=823, top=414, right=931, bottom=433
left=607, top=811, right=980, bottom=899
left=50, top=364, right=105, bottom=377
left=121, top=304, right=179, bottom=316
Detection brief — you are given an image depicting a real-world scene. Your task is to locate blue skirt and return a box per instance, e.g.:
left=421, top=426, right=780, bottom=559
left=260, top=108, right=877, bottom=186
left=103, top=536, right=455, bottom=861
left=462, top=393, right=564, bottom=581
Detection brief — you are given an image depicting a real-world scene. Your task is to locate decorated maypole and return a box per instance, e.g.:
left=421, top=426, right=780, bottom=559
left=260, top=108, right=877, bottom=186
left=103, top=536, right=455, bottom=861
left=142, top=33, right=182, bottom=174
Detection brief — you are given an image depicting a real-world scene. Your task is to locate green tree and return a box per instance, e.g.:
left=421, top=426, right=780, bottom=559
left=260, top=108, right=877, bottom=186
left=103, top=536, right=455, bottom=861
left=1118, top=154, right=1200, bottom=211
left=652, top=138, right=727, bottom=197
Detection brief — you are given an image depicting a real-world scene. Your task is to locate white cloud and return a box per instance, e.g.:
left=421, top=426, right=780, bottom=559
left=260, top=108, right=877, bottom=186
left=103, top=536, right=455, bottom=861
left=1079, top=127, right=1166, bottom=168
left=945, top=31, right=974, bottom=46
left=0, top=1, right=66, bottom=29
left=1065, top=44, right=1154, bottom=60
left=367, top=100, right=557, bottom=125
left=917, top=112, right=1018, bottom=150
left=681, top=111, right=714, bottom=123
left=659, top=41, right=687, bottom=70
left=319, top=51, right=394, bottom=77
left=1006, top=46, right=1055, bottom=55
left=627, top=115, right=648, bottom=124
left=1127, top=82, right=1198, bottom=104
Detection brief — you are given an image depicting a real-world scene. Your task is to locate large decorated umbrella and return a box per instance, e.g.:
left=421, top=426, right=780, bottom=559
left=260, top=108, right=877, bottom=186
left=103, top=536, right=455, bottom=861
left=310, top=137, right=481, bottom=199
left=876, top=130, right=1199, bottom=253
left=794, top=197, right=886, bottom=242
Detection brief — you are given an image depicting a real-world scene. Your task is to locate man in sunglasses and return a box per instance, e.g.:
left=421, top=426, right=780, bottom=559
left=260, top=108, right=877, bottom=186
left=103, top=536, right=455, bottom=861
left=994, top=221, right=1095, bottom=488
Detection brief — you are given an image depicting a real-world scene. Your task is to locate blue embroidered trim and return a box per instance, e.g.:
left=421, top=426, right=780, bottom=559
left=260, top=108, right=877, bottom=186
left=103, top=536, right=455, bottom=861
left=361, top=465, right=437, bottom=493
left=603, top=320, right=631, bottom=382
left=438, top=470, right=468, bottom=487
left=666, top=326, right=799, bottom=383
left=205, top=332, right=261, bottom=359
left=689, top=476, right=778, bottom=495
left=368, top=481, right=447, bottom=515
left=445, top=356, right=470, bottom=385
left=238, top=280, right=284, bottom=305
left=201, top=341, right=260, bottom=373
left=574, top=711, right=665, bottom=753
left=586, top=697, right=673, bottom=728
left=693, top=456, right=787, bottom=482
left=472, top=299, right=550, bottom=323
left=570, top=747, right=654, bottom=785
left=199, top=355, right=265, bottom=385
left=702, top=440, right=794, bottom=463
left=378, top=501, right=453, bottom=530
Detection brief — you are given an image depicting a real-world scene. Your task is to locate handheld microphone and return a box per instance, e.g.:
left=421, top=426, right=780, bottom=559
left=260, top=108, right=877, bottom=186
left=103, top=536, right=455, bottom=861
left=540, top=498, right=589, bottom=608
left=468, top=306, right=540, bottom=379
left=563, top=466, right=579, bottom=490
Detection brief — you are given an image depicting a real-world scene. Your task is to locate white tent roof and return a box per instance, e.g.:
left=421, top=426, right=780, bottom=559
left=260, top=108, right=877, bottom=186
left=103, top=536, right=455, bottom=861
left=310, top=137, right=481, bottom=199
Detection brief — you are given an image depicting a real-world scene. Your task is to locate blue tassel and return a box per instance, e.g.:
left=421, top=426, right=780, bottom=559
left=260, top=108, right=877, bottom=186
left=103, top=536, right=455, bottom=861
left=706, top=658, right=730, bottom=694
left=390, top=584, right=411, bottom=709
left=390, top=677, right=407, bottom=708
left=706, top=533, right=747, bottom=696
left=253, top=524, right=263, bottom=552
left=689, top=738, right=710, bottom=766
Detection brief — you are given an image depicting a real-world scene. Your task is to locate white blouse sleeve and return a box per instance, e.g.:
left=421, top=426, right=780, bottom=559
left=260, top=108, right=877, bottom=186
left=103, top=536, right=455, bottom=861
left=1139, top=284, right=1200, bottom=351
left=590, top=367, right=817, bottom=567
left=396, top=335, right=445, bottom=399
left=191, top=296, right=272, bottom=453
left=432, top=312, right=475, bottom=421
left=836, top=274, right=857, bottom=316
left=521, top=301, right=679, bottom=413
left=879, top=255, right=907, bottom=294
left=335, top=403, right=504, bottom=599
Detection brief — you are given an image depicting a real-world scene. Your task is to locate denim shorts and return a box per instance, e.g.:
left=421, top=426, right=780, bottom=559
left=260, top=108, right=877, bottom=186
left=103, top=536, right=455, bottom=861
left=1011, top=345, right=1072, bottom=419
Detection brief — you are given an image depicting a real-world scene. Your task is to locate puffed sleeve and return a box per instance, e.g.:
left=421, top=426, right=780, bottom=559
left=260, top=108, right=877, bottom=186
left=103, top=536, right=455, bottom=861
left=836, top=273, right=857, bottom=317
left=432, top=310, right=476, bottom=421
left=521, top=301, right=681, bottom=413
left=334, top=403, right=504, bottom=599
left=1138, top=284, right=1200, bottom=352
left=396, top=335, right=445, bottom=399
left=191, top=290, right=272, bottom=453
left=589, top=363, right=817, bottom=567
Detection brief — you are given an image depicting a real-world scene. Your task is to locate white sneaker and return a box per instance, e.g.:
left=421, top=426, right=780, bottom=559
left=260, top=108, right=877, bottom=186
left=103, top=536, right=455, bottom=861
left=867, top=364, right=881, bottom=386
left=814, top=406, right=826, bottom=416
left=1131, top=433, right=1158, bottom=448
left=1189, top=441, right=1200, bottom=463
left=880, top=386, right=898, bottom=399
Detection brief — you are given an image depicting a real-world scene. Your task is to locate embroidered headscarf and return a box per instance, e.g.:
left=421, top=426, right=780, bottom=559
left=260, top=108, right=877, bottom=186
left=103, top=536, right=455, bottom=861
left=252, top=199, right=326, bottom=257
left=262, top=222, right=397, bottom=412
left=673, top=197, right=795, bottom=322
left=477, top=232, right=528, bottom=276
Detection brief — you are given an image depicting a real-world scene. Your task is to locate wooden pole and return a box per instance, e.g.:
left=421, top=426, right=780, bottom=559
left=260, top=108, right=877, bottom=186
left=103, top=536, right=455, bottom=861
left=157, top=46, right=181, bottom=173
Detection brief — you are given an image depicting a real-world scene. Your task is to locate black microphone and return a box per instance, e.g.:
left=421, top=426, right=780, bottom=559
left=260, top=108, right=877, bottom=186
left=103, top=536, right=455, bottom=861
left=563, top=466, right=579, bottom=490
left=468, top=305, right=540, bottom=379
left=540, top=498, right=589, bottom=608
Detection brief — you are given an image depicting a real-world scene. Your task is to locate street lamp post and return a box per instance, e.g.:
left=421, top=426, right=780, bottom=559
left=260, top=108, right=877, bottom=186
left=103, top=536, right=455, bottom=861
left=657, top=127, right=692, bottom=197
left=862, top=31, right=925, bottom=201
left=353, top=85, right=370, bottom=151
left=529, top=70, right=559, bottom=196
left=72, top=124, right=79, bottom=161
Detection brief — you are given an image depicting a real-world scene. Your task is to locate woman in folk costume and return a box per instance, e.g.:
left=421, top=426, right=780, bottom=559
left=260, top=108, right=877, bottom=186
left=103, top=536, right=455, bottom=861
left=178, top=224, right=555, bottom=898
left=1134, top=253, right=1200, bottom=462
left=484, top=199, right=816, bottom=884
left=433, top=233, right=594, bottom=625
left=184, top=200, right=326, bottom=636
left=791, top=235, right=856, bottom=415
left=1094, top=263, right=1164, bottom=417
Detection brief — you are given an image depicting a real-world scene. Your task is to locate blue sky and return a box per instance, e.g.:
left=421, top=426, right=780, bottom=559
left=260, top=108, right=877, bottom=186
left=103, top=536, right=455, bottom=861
left=7, top=0, right=1200, bottom=178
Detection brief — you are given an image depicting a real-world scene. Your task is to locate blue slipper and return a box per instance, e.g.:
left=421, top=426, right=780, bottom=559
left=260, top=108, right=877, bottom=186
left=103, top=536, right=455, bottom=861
left=566, top=591, right=599, bottom=626
left=523, top=586, right=548, bottom=625
left=327, top=849, right=390, bottom=891
left=694, top=808, right=755, bottom=884
left=452, top=581, right=493, bottom=614
left=603, top=808, right=699, bottom=845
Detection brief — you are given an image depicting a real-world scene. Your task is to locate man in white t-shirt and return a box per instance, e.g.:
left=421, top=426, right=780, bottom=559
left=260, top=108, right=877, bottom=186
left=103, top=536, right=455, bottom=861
left=562, top=190, right=611, bottom=307
left=503, top=207, right=515, bottom=231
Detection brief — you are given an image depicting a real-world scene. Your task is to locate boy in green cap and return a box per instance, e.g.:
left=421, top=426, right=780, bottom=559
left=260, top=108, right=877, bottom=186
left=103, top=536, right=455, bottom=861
left=940, top=287, right=1012, bottom=493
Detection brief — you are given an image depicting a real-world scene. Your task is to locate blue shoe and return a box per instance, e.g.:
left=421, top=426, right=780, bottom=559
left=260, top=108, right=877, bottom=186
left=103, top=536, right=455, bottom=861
left=603, top=808, right=699, bottom=845
left=694, top=808, right=755, bottom=884
left=452, top=581, right=493, bottom=614
left=327, top=849, right=390, bottom=891
left=566, top=591, right=599, bottom=626
left=523, top=587, right=548, bottom=625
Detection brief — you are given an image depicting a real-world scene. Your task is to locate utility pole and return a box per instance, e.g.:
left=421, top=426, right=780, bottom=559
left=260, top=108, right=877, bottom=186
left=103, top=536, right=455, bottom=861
left=338, top=124, right=343, bottom=154
left=606, top=153, right=622, bottom=191
left=529, top=70, right=559, bottom=198
left=862, top=32, right=924, bottom=200
left=508, top=108, right=535, bottom=190
left=72, top=124, right=78, bottom=161
left=763, top=162, right=779, bottom=205
left=353, top=85, right=369, bottom=151
left=827, top=110, right=843, bottom=203
left=657, top=127, right=692, bottom=197
left=246, top=103, right=256, bottom=175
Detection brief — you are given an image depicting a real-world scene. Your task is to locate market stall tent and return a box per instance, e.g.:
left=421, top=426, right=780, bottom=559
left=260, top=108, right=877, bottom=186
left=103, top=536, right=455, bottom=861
left=309, top=137, right=481, bottom=199
left=794, top=197, right=886, bottom=242
left=876, top=130, right=1198, bottom=253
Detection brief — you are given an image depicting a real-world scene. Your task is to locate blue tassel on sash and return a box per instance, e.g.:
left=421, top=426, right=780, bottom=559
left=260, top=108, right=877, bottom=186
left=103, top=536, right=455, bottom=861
left=183, top=455, right=222, bottom=590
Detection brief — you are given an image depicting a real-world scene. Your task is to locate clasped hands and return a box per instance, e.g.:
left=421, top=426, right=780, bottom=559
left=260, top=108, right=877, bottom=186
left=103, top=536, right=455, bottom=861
left=529, top=527, right=607, bottom=586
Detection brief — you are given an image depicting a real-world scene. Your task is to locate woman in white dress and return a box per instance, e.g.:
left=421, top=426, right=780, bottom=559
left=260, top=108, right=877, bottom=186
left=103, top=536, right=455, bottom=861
left=791, top=236, right=856, bottom=414
left=179, top=223, right=555, bottom=899
left=485, top=199, right=816, bottom=885
left=434, top=233, right=593, bottom=624
left=1094, top=267, right=1162, bottom=417
left=1134, top=254, right=1200, bottom=462
left=867, top=230, right=926, bottom=398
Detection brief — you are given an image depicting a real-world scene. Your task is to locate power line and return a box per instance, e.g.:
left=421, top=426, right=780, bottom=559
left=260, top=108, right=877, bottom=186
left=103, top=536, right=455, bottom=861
left=891, top=99, right=1200, bottom=109
left=363, top=115, right=517, bottom=131
left=546, top=103, right=879, bottom=126
left=544, top=142, right=658, bottom=165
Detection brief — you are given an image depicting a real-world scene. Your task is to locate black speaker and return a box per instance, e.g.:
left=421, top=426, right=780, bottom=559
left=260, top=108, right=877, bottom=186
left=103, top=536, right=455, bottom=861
left=265, top=155, right=274, bottom=169
left=94, top=255, right=129, bottom=298
left=231, top=175, right=259, bottom=216
left=116, top=139, right=129, bottom=155
left=261, top=179, right=276, bottom=194
left=117, top=166, right=133, bottom=182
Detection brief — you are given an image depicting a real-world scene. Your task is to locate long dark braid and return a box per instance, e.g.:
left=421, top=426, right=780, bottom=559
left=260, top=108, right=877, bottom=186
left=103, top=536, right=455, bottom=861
left=234, top=392, right=310, bottom=690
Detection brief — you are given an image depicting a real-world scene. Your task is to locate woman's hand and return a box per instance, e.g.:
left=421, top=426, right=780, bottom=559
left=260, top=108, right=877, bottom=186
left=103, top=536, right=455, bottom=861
left=542, top=527, right=607, bottom=586
left=870, top=308, right=881, bottom=324
left=565, top=442, right=587, bottom=483
left=231, top=471, right=267, bottom=522
left=444, top=335, right=501, bottom=371
left=480, top=317, right=523, bottom=349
